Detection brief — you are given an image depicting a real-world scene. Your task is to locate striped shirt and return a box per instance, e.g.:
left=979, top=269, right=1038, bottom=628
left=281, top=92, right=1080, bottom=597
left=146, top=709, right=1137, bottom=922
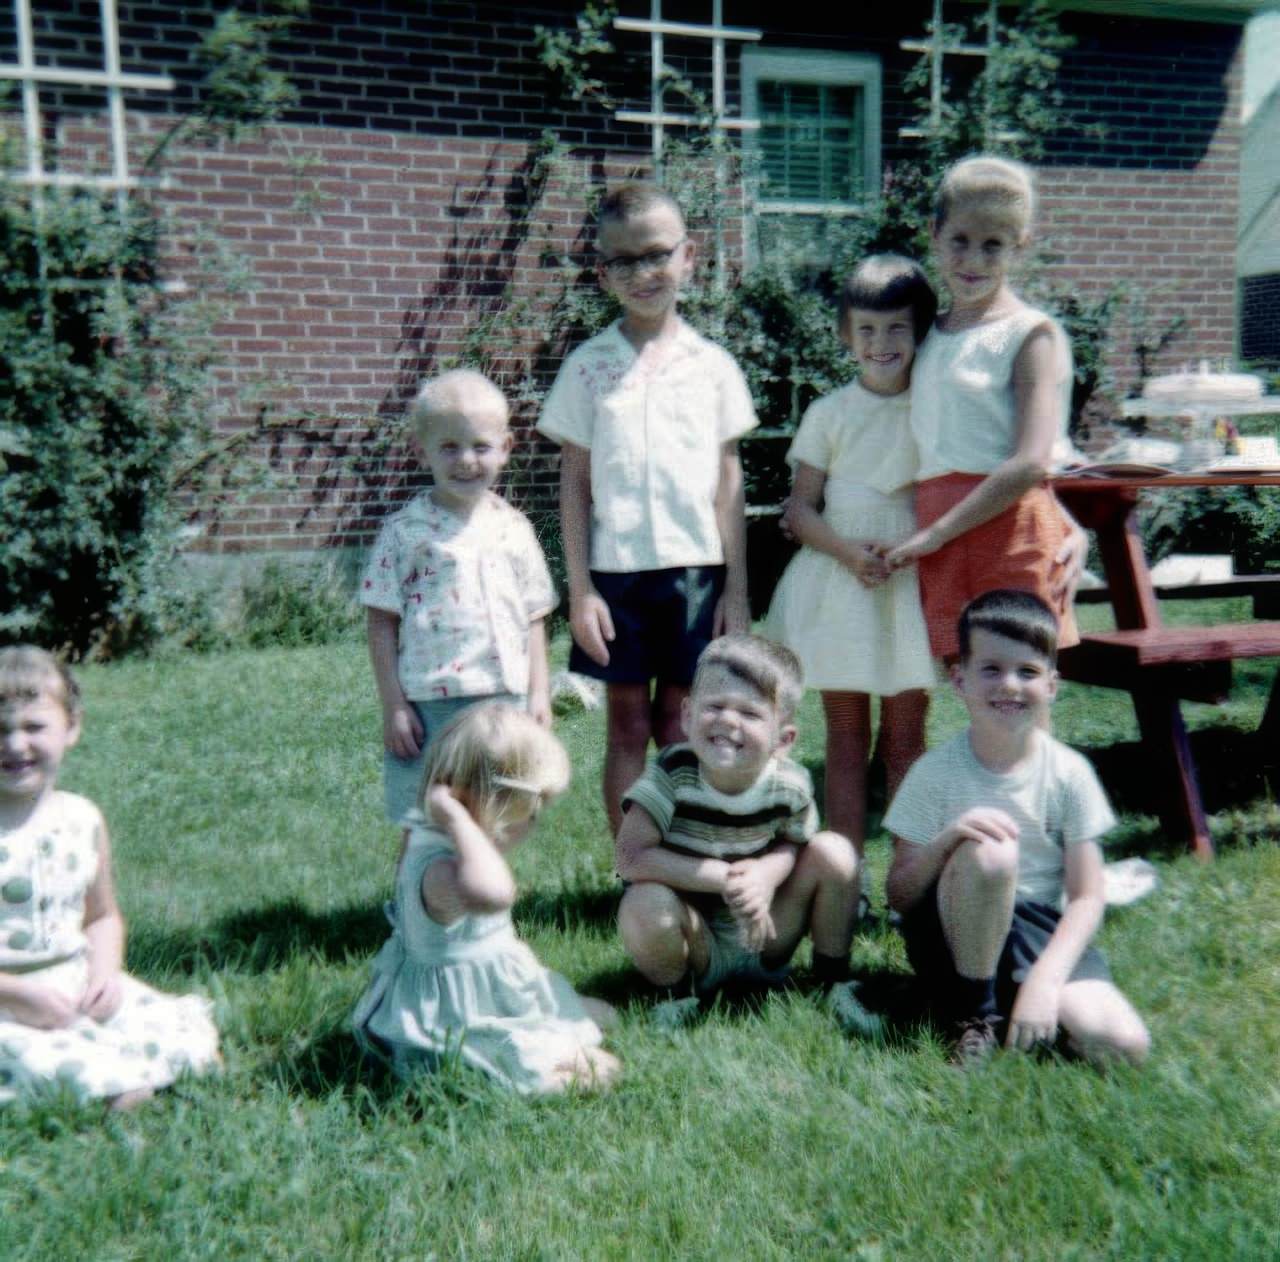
left=623, top=744, right=818, bottom=862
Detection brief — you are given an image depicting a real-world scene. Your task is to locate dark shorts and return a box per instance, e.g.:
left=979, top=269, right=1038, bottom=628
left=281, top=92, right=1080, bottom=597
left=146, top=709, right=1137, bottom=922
left=900, top=883, right=1112, bottom=1020
left=570, top=566, right=725, bottom=686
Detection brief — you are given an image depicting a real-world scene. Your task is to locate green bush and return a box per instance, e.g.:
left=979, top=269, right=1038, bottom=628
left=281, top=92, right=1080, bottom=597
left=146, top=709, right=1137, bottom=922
left=0, top=6, right=299, bottom=658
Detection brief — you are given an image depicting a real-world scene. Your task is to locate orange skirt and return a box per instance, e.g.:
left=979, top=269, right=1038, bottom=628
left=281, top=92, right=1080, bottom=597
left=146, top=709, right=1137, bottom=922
left=915, top=473, right=1080, bottom=660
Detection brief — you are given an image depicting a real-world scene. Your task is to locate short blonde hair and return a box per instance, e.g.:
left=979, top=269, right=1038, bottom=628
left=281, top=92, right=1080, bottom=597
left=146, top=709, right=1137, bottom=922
left=934, top=155, right=1036, bottom=238
left=420, top=702, right=570, bottom=838
left=0, top=645, right=81, bottom=719
left=409, top=369, right=510, bottom=442
left=692, top=634, right=804, bottom=724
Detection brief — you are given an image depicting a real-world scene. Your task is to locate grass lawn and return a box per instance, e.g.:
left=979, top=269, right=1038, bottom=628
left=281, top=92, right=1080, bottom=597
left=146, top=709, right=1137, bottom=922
left=3, top=603, right=1278, bottom=1260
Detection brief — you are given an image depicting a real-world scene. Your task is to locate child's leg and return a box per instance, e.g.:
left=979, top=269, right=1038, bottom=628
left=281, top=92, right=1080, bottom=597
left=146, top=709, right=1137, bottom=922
left=876, top=688, right=929, bottom=800
left=651, top=681, right=688, bottom=748
left=935, top=837, right=1019, bottom=1008
left=617, top=883, right=710, bottom=987
left=604, top=682, right=657, bottom=835
left=820, top=692, right=873, bottom=852
left=763, top=831, right=861, bottom=972
left=1057, top=979, right=1150, bottom=1066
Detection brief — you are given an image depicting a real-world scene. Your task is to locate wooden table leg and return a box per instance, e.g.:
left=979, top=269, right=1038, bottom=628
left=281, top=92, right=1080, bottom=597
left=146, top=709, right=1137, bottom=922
left=1063, top=489, right=1214, bottom=858
left=1132, top=689, right=1215, bottom=860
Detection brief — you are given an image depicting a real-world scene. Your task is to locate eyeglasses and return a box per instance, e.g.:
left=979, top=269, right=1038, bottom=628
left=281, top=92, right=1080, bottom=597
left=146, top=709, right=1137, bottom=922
left=599, top=240, right=686, bottom=279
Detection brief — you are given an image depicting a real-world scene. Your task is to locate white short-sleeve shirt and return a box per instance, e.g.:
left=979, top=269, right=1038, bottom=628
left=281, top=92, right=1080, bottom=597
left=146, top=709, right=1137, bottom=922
left=536, top=320, right=758, bottom=573
left=360, top=491, right=556, bottom=701
left=883, top=729, right=1116, bottom=906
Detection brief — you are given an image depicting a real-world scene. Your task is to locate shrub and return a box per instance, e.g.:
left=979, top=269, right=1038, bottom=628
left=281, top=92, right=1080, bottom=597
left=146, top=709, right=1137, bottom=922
left=0, top=6, right=300, bottom=658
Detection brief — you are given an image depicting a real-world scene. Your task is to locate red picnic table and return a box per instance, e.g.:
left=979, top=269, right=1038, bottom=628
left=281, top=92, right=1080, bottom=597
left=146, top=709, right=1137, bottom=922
left=1054, top=472, right=1280, bottom=858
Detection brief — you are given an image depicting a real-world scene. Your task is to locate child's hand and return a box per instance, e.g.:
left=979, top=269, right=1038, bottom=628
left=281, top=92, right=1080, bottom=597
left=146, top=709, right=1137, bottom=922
left=884, top=530, right=937, bottom=572
left=713, top=589, right=751, bottom=638
left=1006, top=974, right=1061, bottom=1051
left=1050, top=518, right=1088, bottom=606
left=734, top=903, right=775, bottom=953
left=569, top=591, right=615, bottom=667
left=384, top=700, right=424, bottom=759
left=427, top=784, right=469, bottom=830
left=6, top=981, right=78, bottom=1030
left=841, top=540, right=891, bottom=589
left=778, top=497, right=801, bottom=541
left=727, top=860, right=773, bottom=931
left=945, top=807, right=1020, bottom=854
left=80, top=967, right=124, bottom=1022
left=528, top=688, right=552, bottom=729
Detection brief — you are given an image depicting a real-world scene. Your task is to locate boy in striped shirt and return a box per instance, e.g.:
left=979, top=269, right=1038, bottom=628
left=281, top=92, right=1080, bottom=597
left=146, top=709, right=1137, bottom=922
left=615, top=634, right=861, bottom=1006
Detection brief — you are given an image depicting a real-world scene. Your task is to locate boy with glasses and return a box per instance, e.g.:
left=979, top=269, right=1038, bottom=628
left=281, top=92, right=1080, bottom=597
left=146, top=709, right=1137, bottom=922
left=537, top=183, right=757, bottom=834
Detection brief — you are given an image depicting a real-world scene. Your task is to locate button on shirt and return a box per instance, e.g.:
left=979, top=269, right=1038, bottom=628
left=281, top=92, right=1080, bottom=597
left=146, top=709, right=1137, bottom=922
left=537, top=320, right=758, bottom=573
left=360, top=491, right=556, bottom=701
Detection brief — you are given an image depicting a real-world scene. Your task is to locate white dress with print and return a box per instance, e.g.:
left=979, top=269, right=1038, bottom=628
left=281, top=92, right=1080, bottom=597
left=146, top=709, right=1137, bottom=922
left=0, top=792, right=220, bottom=1105
left=352, top=823, right=603, bottom=1094
left=766, top=381, right=936, bottom=694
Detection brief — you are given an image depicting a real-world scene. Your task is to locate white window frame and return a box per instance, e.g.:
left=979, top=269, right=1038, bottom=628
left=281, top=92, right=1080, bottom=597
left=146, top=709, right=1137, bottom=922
left=741, top=47, right=882, bottom=218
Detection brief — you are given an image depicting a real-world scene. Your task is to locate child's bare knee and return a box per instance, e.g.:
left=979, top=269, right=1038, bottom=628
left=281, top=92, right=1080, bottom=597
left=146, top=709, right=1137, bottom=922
left=618, top=882, right=684, bottom=942
left=806, top=830, right=860, bottom=884
left=949, top=834, right=1019, bottom=886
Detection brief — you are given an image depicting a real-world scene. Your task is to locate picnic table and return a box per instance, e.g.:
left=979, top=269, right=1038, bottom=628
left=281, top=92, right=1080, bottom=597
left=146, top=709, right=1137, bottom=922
left=1053, top=471, right=1280, bottom=858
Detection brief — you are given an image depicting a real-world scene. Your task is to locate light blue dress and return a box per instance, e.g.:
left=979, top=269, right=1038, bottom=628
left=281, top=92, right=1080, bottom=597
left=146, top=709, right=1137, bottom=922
left=352, top=823, right=603, bottom=1094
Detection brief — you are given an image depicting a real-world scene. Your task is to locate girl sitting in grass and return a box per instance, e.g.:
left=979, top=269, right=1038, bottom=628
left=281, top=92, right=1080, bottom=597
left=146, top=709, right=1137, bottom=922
left=0, top=646, right=220, bottom=1110
left=353, top=702, right=620, bottom=1094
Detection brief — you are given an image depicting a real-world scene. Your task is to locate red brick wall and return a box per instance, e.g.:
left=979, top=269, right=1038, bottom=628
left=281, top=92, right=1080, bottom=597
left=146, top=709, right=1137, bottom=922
left=5, top=2, right=1246, bottom=552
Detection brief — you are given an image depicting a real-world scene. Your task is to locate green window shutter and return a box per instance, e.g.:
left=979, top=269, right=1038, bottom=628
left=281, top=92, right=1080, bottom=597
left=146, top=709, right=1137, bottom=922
left=757, top=80, right=865, bottom=203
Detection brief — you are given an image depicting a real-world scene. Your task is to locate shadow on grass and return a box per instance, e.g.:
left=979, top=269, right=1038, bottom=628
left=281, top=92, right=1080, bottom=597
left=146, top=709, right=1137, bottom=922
left=132, top=883, right=622, bottom=980
left=1080, top=724, right=1276, bottom=856
left=129, top=899, right=391, bottom=977
left=513, top=885, right=619, bottom=934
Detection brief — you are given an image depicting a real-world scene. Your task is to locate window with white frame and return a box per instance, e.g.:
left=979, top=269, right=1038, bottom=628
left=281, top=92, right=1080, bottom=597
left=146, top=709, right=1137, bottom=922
left=741, top=48, right=881, bottom=264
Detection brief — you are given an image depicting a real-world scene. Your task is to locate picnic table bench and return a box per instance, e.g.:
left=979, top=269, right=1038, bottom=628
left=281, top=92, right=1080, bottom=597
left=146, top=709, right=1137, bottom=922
left=1055, top=473, right=1280, bottom=858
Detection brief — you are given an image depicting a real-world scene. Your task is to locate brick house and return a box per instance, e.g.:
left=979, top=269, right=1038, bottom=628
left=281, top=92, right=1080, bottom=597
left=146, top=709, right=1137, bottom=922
left=3, top=0, right=1268, bottom=561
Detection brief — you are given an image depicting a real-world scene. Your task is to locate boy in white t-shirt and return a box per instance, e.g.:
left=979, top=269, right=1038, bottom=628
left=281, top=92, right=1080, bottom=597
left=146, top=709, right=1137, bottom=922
left=884, top=590, right=1150, bottom=1067
left=536, top=183, right=757, bottom=834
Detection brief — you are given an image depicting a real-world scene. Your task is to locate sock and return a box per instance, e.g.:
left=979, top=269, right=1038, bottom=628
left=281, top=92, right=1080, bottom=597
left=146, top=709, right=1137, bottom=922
left=811, top=952, right=851, bottom=986
left=955, top=974, right=998, bottom=1021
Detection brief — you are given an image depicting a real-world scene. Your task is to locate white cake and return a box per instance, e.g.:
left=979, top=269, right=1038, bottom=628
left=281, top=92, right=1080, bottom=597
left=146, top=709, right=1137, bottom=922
left=1144, top=368, right=1263, bottom=403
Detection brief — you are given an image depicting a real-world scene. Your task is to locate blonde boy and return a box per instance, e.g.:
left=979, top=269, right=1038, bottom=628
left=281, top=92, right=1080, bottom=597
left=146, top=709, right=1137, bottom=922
left=362, top=370, right=555, bottom=824
left=536, top=183, right=757, bottom=834
left=615, top=635, right=861, bottom=1005
left=885, top=590, right=1150, bottom=1067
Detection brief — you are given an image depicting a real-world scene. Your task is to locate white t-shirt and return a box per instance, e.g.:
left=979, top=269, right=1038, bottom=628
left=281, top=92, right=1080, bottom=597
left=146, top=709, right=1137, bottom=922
left=883, top=729, right=1116, bottom=906
left=910, top=306, right=1073, bottom=481
left=536, top=320, right=758, bottom=572
left=360, top=491, right=556, bottom=701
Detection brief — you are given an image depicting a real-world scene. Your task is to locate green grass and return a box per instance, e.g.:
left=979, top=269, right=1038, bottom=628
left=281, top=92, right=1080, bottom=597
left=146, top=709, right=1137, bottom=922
left=3, top=608, right=1279, bottom=1260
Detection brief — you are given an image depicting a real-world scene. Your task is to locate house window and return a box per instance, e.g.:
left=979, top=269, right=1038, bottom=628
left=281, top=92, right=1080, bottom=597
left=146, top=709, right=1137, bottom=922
left=741, top=49, right=881, bottom=264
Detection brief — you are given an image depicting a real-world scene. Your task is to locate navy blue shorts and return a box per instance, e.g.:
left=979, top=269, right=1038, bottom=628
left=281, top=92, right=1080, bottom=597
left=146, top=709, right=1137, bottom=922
left=570, top=566, right=725, bottom=686
left=900, top=883, right=1112, bottom=1021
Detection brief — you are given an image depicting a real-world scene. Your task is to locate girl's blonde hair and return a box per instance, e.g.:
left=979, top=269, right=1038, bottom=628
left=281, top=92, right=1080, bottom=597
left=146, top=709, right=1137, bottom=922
left=934, top=155, right=1036, bottom=238
left=420, top=702, right=570, bottom=837
left=0, top=645, right=81, bottom=718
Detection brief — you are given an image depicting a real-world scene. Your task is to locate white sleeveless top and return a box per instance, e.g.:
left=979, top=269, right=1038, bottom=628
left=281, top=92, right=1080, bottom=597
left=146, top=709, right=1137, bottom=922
left=910, top=306, right=1073, bottom=480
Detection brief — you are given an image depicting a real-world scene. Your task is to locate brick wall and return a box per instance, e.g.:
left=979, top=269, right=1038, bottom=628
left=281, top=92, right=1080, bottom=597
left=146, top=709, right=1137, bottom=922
left=4, top=2, right=1246, bottom=553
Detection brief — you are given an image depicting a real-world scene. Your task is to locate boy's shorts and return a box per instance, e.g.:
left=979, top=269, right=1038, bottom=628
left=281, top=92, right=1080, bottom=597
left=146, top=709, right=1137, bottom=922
left=383, top=693, right=522, bottom=823
left=688, top=895, right=791, bottom=995
left=570, top=566, right=725, bottom=686
left=900, top=883, right=1112, bottom=1020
